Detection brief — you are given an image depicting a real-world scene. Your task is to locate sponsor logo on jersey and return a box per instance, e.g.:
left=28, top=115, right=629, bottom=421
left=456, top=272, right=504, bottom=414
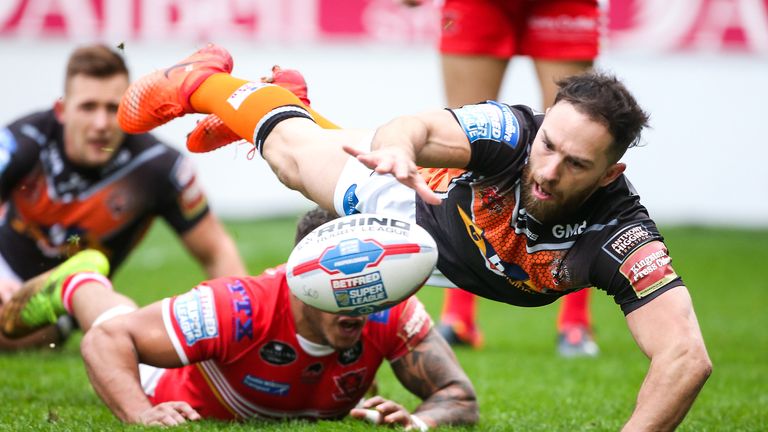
left=332, top=367, right=368, bottom=401
left=401, top=299, right=429, bottom=339
left=338, top=341, right=363, bottom=365
left=342, top=184, right=360, bottom=215
left=602, top=223, right=653, bottom=262
left=106, top=188, right=131, bottom=219
left=173, top=285, right=218, bottom=346
left=242, top=375, right=291, bottom=396
left=368, top=309, right=390, bottom=324
left=619, top=241, right=678, bottom=298
left=331, top=270, right=388, bottom=308
left=172, top=158, right=207, bottom=219
left=452, top=102, right=520, bottom=147
left=301, top=363, right=325, bottom=384
left=227, top=280, right=253, bottom=341
left=259, top=341, right=297, bottom=365
left=0, top=128, right=18, bottom=174
left=552, top=221, right=587, bottom=239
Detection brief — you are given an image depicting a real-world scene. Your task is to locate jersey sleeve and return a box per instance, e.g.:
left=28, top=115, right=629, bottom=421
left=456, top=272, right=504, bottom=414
left=0, top=120, right=43, bottom=201
left=156, top=149, right=211, bottom=235
left=368, top=296, right=433, bottom=362
left=591, top=220, right=685, bottom=315
left=446, top=102, right=540, bottom=176
left=161, top=276, right=258, bottom=364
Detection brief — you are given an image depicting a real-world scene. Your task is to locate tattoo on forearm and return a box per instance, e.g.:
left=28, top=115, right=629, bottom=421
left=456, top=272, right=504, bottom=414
left=392, top=331, right=478, bottom=426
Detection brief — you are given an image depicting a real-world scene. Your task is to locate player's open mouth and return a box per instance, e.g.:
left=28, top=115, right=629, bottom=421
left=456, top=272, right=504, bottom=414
left=88, top=139, right=111, bottom=151
left=532, top=182, right=553, bottom=200
left=338, top=317, right=364, bottom=335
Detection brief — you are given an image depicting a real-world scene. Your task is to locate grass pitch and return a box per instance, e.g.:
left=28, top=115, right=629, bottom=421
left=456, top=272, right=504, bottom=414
left=0, top=218, right=766, bottom=431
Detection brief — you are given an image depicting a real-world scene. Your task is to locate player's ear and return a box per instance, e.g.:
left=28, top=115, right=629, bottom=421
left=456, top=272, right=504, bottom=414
left=53, top=97, right=65, bottom=123
left=599, top=162, right=626, bottom=187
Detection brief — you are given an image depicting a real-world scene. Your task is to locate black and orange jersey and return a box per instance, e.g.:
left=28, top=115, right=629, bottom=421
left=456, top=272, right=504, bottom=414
left=416, top=102, right=683, bottom=314
left=0, top=109, right=210, bottom=279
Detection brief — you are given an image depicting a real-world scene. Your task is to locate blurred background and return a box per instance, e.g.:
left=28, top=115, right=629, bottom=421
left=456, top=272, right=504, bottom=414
left=1, top=0, right=767, bottom=225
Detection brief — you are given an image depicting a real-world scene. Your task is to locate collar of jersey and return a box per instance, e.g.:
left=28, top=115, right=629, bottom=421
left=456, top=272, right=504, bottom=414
left=296, top=333, right=335, bottom=357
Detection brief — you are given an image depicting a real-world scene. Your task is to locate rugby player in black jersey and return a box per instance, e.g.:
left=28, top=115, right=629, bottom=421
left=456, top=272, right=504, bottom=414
left=0, top=45, right=247, bottom=350
left=118, top=44, right=711, bottom=431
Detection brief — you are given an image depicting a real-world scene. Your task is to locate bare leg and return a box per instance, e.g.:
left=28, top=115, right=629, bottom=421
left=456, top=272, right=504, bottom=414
left=436, top=54, right=509, bottom=346
left=532, top=59, right=593, bottom=108
left=69, top=281, right=137, bottom=332
left=261, top=120, right=371, bottom=212
left=441, top=54, right=509, bottom=107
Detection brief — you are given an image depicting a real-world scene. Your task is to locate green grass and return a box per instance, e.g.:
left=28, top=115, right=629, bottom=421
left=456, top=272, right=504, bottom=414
left=1, top=219, right=766, bottom=430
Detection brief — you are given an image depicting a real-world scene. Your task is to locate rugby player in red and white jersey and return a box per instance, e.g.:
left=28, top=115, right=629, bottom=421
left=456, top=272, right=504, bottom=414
left=399, top=0, right=602, bottom=354
left=115, top=45, right=712, bottom=430
left=78, top=207, right=477, bottom=427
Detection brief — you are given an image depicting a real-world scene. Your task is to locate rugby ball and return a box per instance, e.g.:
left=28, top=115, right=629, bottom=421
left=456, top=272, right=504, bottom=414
left=286, top=214, right=438, bottom=316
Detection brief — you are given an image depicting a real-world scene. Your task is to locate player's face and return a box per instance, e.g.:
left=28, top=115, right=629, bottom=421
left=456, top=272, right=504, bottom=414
left=56, top=74, right=128, bottom=167
left=521, top=101, right=625, bottom=224
left=304, top=306, right=367, bottom=351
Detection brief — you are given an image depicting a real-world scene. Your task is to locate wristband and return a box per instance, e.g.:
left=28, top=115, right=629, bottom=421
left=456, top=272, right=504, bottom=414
left=409, top=414, right=429, bottom=431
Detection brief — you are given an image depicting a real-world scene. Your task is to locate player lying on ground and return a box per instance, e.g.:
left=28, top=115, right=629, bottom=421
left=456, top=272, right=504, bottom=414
left=0, top=44, right=246, bottom=351
left=117, top=44, right=711, bottom=431
left=2, top=208, right=478, bottom=428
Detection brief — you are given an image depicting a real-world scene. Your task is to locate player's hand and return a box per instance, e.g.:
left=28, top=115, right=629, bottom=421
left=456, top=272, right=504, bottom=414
left=137, top=401, right=201, bottom=426
left=343, top=144, right=441, bottom=205
left=350, top=396, right=426, bottom=430
left=0, top=279, right=21, bottom=305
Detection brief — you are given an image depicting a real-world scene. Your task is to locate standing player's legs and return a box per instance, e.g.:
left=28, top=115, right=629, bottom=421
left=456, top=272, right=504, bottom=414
left=432, top=0, right=521, bottom=348
left=441, top=55, right=508, bottom=107
left=522, top=0, right=600, bottom=356
left=532, top=59, right=594, bottom=109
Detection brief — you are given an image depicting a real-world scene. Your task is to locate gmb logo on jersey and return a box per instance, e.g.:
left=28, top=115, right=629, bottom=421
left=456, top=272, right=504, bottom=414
left=452, top=102, right=520, bottom=147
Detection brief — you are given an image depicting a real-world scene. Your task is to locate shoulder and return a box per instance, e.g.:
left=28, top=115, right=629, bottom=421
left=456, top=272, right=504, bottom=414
left=447, top=102, right=540, bottom=148
left=5, top=109, right=59, bottom=145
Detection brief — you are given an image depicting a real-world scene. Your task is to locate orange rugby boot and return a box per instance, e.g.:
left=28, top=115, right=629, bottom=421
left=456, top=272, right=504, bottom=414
left=186, top=65, right=310, bottom=153
left=118, top=43, right=233, bottom=134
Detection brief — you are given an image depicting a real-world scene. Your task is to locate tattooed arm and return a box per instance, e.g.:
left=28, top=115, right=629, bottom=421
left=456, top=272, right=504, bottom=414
left=390, top=329, right=478, bottom=427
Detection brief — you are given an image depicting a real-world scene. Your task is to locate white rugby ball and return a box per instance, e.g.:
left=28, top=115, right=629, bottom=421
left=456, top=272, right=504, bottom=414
left=286, top=214, right=438, bottom=316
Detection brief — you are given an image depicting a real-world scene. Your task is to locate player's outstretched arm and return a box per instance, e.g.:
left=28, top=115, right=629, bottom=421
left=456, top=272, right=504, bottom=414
left=345, top=109, right=471, bottom=205
left=623, top=286, right=712, bottom=431
left=81, top=303, right=201, bottom=425
left=180, top=213, right=247, bottom=278
left=388, top=329, right=479, bottom=427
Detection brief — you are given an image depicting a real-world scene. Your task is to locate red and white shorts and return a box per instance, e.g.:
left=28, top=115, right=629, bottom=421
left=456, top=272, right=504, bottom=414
left=439, top=0, right=601, bottom=60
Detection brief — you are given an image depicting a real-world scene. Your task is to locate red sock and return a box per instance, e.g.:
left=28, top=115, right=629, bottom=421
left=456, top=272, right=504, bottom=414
left=440, top=288, right=477, bottom=330
left=557, top=289, right=592, bottom=331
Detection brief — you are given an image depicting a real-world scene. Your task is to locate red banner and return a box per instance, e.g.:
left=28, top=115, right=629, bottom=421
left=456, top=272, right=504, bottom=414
left=608, top=0, right=768, bottom=53
left=0, top=0, right=439, bottom=43
left=2, top=0, right=767, bottom=53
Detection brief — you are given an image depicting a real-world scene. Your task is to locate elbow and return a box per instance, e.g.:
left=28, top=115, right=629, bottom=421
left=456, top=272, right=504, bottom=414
left=80, top=325, right=105, bottom=361
left=452, top=380, right=481, bottom=425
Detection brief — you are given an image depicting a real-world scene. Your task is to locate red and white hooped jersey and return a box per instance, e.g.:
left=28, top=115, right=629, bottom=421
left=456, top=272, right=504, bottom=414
left=152, top=265, right=432, bottom=420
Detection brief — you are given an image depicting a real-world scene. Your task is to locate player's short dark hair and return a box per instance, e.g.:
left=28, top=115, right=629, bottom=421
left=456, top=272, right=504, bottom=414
left=295, top=207, right=337, bottom=245
left=554, top=71, right=650, bottom=162
left=65, top=44, right=129, bottom=91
